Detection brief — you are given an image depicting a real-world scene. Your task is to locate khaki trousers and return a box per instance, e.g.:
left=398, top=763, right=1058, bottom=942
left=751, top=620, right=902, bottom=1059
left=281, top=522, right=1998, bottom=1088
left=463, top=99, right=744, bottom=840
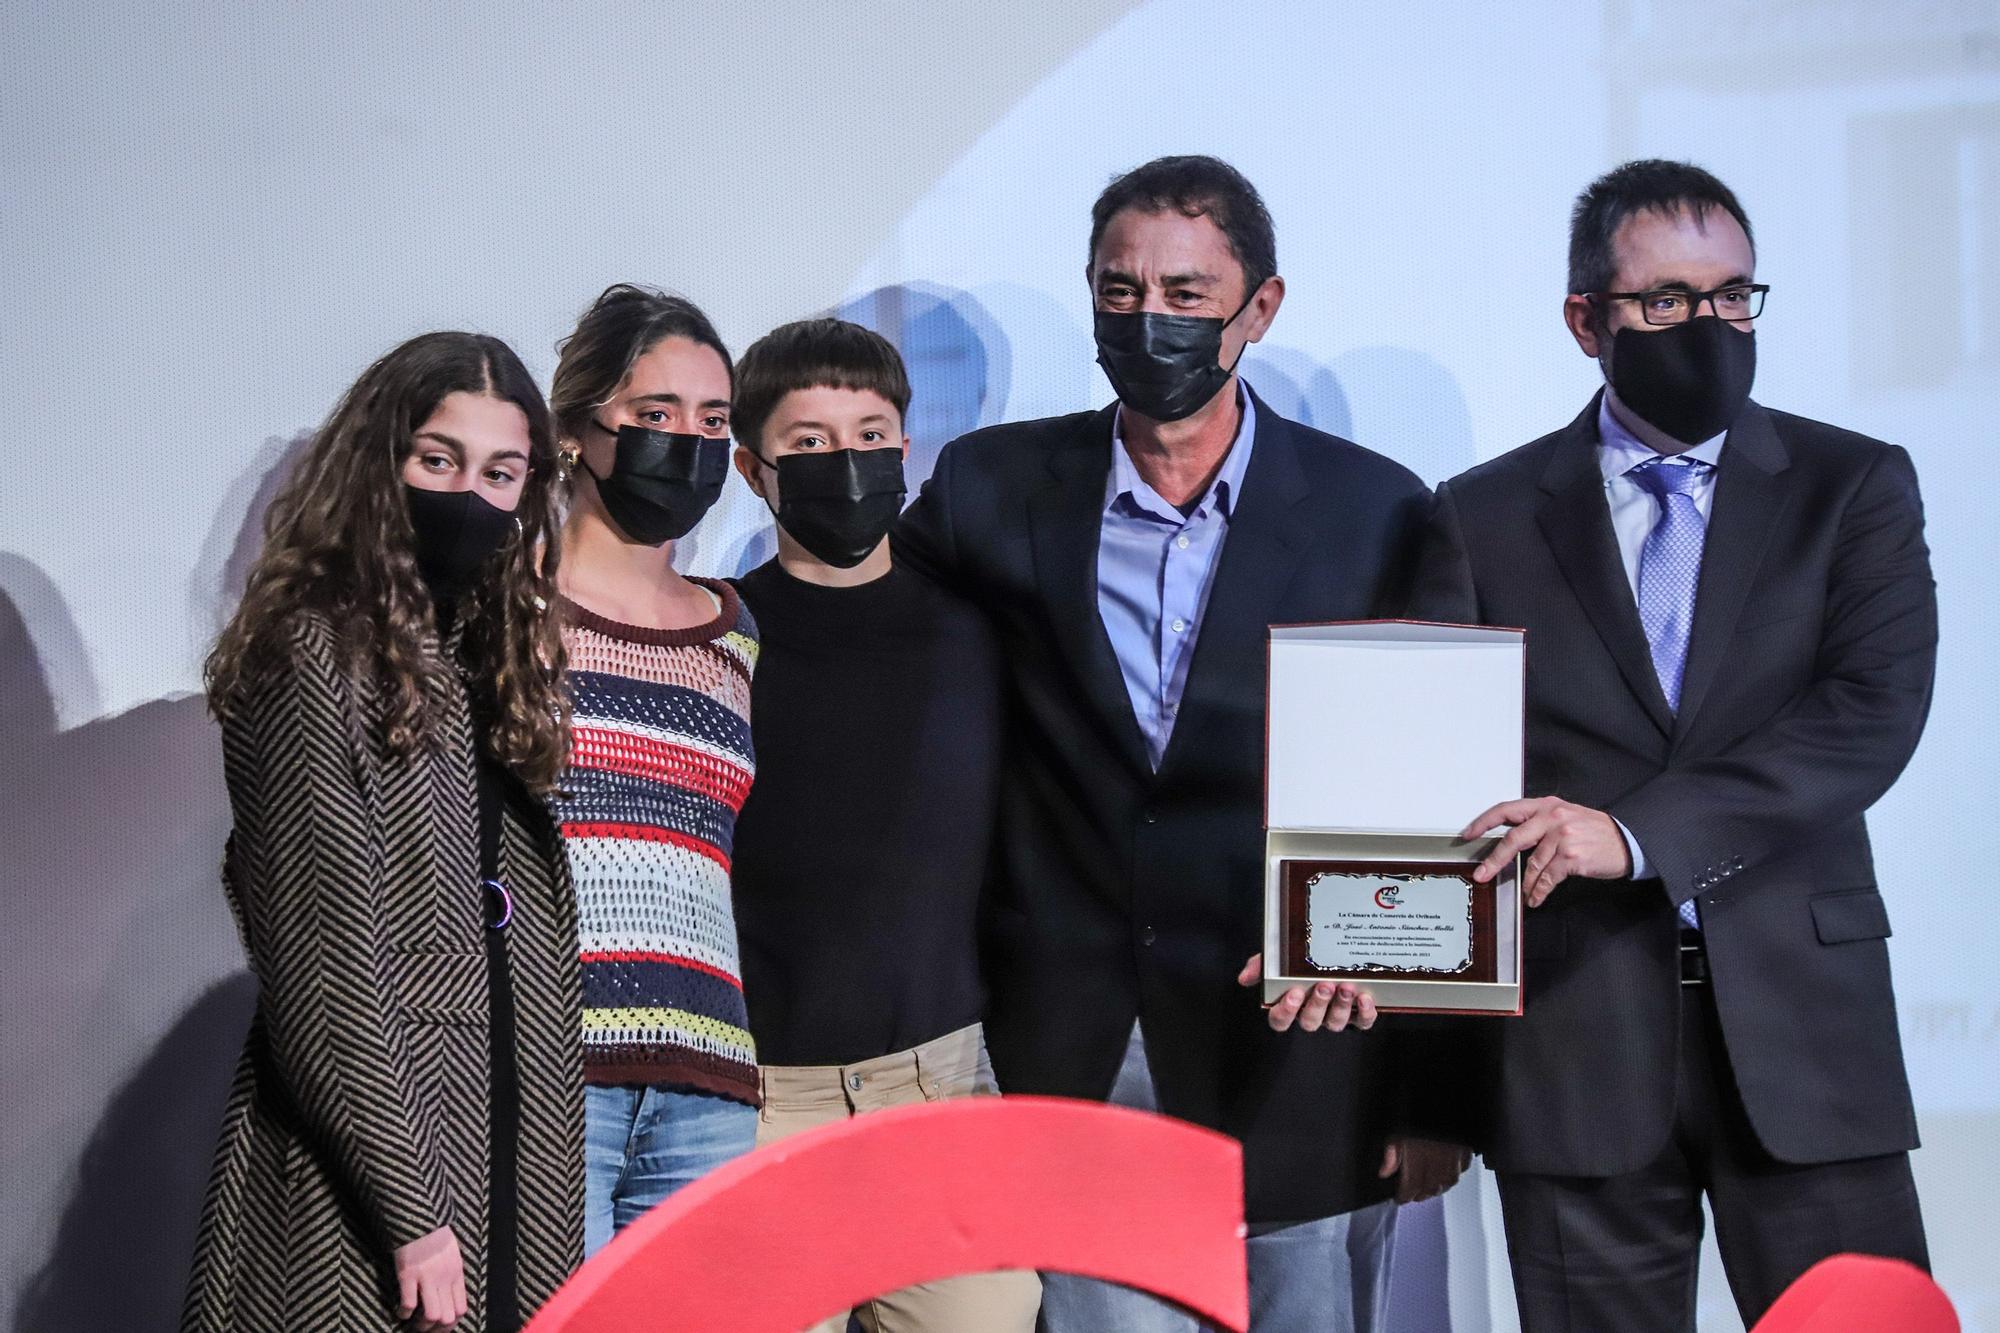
left=756, top=1022, right=1043, bottom=1333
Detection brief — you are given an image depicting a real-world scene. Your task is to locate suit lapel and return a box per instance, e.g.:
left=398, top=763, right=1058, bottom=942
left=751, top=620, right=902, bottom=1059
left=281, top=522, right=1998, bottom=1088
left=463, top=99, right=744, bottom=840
left=1672, top=403, right=1791, bottom=739
left=1027, top=405, right=1154, bottom=778
left=1536, top=395, right=1675, bottom=737
left=1156, top=393, right=1312, bottom=779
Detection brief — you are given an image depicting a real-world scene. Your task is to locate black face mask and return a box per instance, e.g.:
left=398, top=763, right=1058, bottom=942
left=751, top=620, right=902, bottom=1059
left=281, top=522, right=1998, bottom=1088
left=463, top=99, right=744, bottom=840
left=1093, top=290, right=1256, bottom=423
left=1607, top=317, right=1757, bottom=445
left=760, top=447, right=907, bottom=569
left=404, top=485, right=516, bottom=602
left=583, top=421, right=729, bottom=545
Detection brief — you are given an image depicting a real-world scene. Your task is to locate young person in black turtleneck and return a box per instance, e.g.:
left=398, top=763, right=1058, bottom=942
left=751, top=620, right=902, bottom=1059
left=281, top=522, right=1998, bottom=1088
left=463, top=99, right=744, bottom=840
left=726, top=319, right=1039, bottom=1333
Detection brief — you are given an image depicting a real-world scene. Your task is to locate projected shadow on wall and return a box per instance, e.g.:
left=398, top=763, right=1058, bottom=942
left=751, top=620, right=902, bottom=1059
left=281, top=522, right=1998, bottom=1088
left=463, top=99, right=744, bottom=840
left=12, top=978, right=254, bottom=1331
left=1246, top=343, right=1477, bottom=490
left=836, top=282, right=1014, bottom=493
left=0, top=568, right=242, bottom=1332
left=7, top=433, right=310, bottom=1333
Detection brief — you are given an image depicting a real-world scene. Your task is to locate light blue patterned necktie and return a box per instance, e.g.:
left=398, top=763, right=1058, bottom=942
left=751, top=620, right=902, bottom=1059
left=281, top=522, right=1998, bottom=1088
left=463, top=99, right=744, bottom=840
left=1629, top=455, right=1713, bottom=929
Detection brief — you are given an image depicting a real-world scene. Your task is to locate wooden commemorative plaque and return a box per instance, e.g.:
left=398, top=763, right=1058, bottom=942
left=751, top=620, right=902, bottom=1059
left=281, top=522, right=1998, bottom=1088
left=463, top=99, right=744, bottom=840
left=1278, top=859, right=1498, bottom=984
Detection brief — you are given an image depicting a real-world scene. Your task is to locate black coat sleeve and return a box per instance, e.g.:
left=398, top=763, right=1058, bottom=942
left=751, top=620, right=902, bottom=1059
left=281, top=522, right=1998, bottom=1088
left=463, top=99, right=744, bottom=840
left=1406, top=481, right=1482, bottom=624
left=891, top=437, right=964, bottom=591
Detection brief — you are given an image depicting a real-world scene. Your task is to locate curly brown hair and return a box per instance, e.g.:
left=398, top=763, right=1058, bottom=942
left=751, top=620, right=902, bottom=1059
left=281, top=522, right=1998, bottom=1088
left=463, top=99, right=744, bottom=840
left=206, top=331, right=570, bottom=790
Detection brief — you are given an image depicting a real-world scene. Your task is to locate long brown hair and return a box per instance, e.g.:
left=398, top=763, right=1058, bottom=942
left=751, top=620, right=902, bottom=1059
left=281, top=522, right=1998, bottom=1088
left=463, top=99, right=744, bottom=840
left=206, top=331, right=570, bottom=790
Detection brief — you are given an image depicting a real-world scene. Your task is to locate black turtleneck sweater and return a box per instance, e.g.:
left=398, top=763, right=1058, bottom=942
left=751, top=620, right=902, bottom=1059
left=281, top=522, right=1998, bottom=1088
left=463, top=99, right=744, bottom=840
left=731, top=558, right=1002, bottom=1067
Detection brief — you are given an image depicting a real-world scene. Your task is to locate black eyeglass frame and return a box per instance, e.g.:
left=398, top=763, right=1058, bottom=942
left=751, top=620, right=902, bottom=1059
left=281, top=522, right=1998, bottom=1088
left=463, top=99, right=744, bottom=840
left=1591, top=283, right=1769, bottom=326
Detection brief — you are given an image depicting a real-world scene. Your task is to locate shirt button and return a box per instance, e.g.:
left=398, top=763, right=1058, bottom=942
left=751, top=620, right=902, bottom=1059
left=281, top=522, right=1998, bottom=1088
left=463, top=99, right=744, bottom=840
left=1171, top=618, right=1186, bottom=633
left=1141, top=926, right=1157, bottom=946
left=1176, top=534, right=1190, bottom=550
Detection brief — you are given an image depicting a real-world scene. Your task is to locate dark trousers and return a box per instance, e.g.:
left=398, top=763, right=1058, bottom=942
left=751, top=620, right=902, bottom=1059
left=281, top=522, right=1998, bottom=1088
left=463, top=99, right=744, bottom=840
left=1497, top=987, right=1927, bottom=1332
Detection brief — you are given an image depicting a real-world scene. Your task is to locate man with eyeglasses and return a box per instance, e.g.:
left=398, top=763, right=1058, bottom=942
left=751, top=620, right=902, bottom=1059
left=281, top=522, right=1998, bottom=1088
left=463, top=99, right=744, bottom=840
left=1413, top=159, right=1935, bottom=1331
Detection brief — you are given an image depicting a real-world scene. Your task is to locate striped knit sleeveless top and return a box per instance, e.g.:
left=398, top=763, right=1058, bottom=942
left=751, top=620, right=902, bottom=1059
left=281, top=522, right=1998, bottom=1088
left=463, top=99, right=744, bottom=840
left=555, top=579, right=759, bottom=1105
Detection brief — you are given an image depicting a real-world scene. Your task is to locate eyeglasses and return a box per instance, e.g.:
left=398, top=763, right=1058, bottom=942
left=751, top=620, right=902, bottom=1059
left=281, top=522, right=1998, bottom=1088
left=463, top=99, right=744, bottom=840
left=1594, top=283, right=1768, bottom=325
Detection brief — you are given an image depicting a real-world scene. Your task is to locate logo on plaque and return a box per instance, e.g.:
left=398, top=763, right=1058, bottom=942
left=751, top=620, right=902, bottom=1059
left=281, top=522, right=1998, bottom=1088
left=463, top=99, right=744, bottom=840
left=1373, top=884, right=1402, bottom=910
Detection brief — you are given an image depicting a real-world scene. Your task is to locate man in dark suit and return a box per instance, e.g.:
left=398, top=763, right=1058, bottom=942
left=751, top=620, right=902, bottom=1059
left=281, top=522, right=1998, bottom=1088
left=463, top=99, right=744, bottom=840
left=895, top=154, right=1468, bottom=1333
left=1414, top=159, right=1935, bottom=1331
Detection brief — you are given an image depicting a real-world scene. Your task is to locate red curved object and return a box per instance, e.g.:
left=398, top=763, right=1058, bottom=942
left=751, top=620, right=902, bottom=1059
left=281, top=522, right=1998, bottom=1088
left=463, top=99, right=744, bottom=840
left=1750, top=1254, right=1958, bottom=1333
left=525, top=1095, right=1248, bottom=1333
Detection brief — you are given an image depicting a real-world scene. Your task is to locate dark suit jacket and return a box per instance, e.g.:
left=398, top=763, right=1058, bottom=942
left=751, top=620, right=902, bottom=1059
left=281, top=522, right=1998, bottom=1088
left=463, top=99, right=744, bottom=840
left=1411, top=395, right=1936, bottom=1177
left=893, top=388, right=1444, bottom=1223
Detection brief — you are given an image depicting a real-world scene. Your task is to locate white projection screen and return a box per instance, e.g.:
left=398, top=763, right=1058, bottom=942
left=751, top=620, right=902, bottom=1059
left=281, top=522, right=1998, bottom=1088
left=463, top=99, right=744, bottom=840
left=3, top=3, right=1995, bottom=1329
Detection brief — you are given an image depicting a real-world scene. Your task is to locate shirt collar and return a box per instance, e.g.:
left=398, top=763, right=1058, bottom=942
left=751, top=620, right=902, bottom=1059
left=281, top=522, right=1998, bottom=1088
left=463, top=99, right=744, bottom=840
left=1596, top=391, right=1727, bottom=485
left=1107, top=382, right=1258, bottom=522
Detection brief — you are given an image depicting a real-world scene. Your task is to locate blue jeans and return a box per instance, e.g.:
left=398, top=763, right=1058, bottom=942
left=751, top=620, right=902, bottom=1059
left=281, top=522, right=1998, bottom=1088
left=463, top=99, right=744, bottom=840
left=1036, top=1024, right=1398, bottom=1333
left=583, top=1083, right=757, bottom=1257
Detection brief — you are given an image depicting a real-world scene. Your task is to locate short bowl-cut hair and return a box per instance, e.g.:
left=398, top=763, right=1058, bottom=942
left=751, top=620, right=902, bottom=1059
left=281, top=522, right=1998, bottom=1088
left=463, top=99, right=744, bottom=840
left=1088, top=154, right=1278, bottom=299
left=732, top=318, right=912, bottom=457
left=1568, top=159, right=1756, bottom=297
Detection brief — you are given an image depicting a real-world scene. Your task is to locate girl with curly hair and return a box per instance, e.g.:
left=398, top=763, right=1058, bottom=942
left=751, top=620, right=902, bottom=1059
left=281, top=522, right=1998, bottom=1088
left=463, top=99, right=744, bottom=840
left=186, top=331, right=582, bottom=1332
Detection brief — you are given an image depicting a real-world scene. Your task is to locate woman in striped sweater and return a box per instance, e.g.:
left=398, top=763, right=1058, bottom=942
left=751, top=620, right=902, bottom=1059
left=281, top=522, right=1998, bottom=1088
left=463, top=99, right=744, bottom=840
left=548, top=285, right=760, bottom=1256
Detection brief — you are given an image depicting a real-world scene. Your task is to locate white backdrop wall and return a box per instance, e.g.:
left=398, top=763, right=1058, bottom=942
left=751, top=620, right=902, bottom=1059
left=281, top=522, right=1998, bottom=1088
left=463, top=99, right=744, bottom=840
left=3, top=3, right=1996, bottom=1330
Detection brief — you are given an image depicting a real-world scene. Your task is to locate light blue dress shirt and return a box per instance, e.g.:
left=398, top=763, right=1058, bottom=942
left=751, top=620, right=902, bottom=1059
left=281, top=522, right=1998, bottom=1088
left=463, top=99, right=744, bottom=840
left=1597, top=392, right=1727, bottom=880
left=1096, top=385, right=1258, bottom=769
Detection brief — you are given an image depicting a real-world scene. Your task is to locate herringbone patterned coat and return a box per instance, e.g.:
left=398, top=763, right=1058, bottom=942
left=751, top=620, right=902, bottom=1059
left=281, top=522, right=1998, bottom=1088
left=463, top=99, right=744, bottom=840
left=182, top=612, right=583, bottom=1331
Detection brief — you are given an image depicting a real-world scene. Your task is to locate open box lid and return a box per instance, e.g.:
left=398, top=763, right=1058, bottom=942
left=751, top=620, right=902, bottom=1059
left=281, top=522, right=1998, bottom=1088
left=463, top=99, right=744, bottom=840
left=1266, top=620, right=1524, bottom=835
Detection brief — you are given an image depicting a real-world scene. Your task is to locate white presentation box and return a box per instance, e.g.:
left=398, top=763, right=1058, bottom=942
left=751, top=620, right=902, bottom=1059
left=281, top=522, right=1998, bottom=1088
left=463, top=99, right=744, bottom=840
left=1262, top=620, right=1526, bottom=1015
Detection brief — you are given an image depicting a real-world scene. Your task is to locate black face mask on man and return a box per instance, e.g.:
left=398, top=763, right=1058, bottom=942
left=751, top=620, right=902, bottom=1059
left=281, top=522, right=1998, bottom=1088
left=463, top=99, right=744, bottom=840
left=756, top=446, right=907, bottom=569
left=1606, top=316, right=1757, bottom=446
left=404, top=485, right=516, bottom=602
left=583, top=421, right=730, bottom=545
left=1093, top=288, right=1258, bottom=424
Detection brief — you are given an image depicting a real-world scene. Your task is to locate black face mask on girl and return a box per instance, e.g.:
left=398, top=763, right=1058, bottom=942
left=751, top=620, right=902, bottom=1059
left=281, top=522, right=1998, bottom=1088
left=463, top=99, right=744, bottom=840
left=757, top=446, right=907, bottom=569
left=583, top=421, right=730, bottom=545
left=1606, top=317, right=1757, bottom=446
left=404, top=485, right=516, bottom=602
left=1092, top=288, right=1258, bottom=423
